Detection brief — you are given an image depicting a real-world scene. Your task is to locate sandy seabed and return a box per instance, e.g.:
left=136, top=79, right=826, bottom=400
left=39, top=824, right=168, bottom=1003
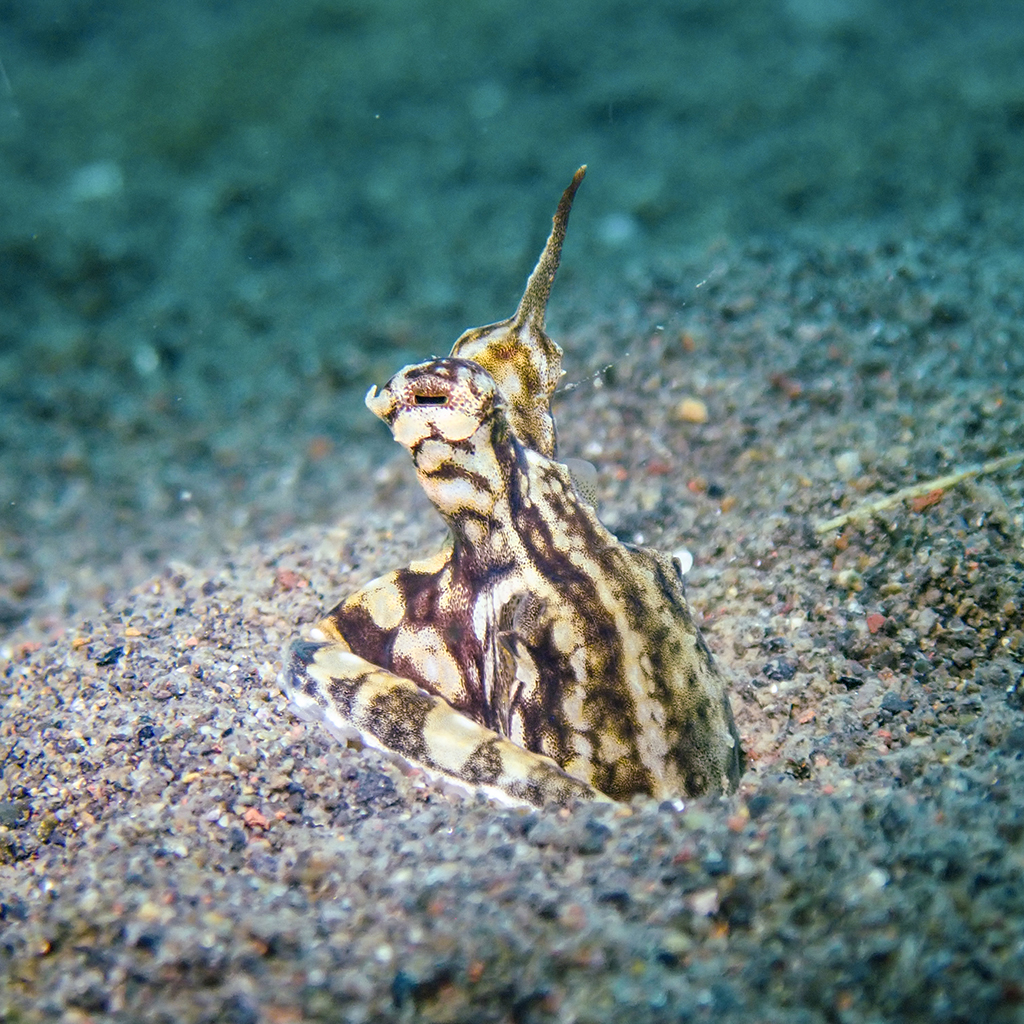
left=4, top=219, right=1024, bottom=1021
left=3, top=1, right=1024, bottom=1020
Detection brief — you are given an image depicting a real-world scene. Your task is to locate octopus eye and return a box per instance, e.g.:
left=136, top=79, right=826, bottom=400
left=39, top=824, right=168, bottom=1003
left=414, top=393, right=448, bottom=406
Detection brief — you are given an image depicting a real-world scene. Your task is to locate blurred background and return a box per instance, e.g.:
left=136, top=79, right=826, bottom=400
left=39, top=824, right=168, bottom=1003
left=1, top=0, right=1022, bottom=636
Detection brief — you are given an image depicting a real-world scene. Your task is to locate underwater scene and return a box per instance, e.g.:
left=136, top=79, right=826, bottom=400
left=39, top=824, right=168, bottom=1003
left=2, top=0, right=1023, bottom=1020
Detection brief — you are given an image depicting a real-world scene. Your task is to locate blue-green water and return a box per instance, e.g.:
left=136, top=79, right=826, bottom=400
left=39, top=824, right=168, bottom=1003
left=1, top=0, right=1023, bottom=632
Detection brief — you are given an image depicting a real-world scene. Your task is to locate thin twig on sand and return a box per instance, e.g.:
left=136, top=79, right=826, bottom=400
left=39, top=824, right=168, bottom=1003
left=815, top=451, right=1024, bottom=534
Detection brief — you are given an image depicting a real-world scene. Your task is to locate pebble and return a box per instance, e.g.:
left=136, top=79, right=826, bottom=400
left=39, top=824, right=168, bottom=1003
left=834, top=450, right=862, bottom=480
left=672, top=397, right=709, bottom=424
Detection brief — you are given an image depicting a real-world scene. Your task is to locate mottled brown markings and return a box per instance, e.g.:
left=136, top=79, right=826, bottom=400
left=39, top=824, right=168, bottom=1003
left=510, top=622, right=580, bottom=759
left=284, top=167, right=744, bottom=805
left=366, top=687, right=433, bottom=763
left=454, top=530, right=519, bottom=582
left=501, top=540, right=633, bottom=742
left=596, top=546, right=660, bottom=633
left=595, top=755, right=654, bottom=803
left=534, top=471, right=612, bottom=564
left=454, top=433, right=639, bottom=762
left=327, top=600, right=397, bottom=670
left=643, top=634, right=695, bottom=729
left=414, top=433, right=482, bottom=459
left=670, top=699, right=728, bottom=790
left=505, top=469, right=735, bottom=794
left=405, top=359, right=467, bottom=383
left=291, top=640, right=331, bottom=707
left=412, top=430, right=478, bottom=459
left=326, top=566, right=479, bottom=705
left=494, top=518, right=649, bottom=764
left=397, top=570, right=444, bottom=624
left=304, top=680, right=328, bottom=707
left=461, top=738, right=504, bottom=784
left=391, top=573, right=485, bottom=705
left=506, top=779, right=545, bottom=806
left=408, top=360, right=491, bottom=400
left=415, top=461, right=494, bottom=493
left=326, top=672, right=363, bottom=718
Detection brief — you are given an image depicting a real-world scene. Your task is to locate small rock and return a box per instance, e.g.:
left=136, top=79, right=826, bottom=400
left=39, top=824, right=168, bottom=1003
left=673, top=397, right=709, bottom=424
left=762, top=658, right=798, bottom=681
left=880, top=691, right=913, bottom=713
left=834, top=450, right=862, bottom=480
left=0, top=801, right=28, bottom=828
left=950, top=647, right=976, bottom=669
left=745, top=792, right=774, bottom=819
left=96, top=646, right=124, bottom=667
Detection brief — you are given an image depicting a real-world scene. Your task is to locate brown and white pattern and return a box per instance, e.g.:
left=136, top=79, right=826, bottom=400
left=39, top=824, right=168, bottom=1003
left=283, top=168, right=744, bottom=806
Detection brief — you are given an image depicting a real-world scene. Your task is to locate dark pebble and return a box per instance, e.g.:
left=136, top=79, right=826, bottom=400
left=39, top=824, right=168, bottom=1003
left=762, top=658, right=798, bottom=681
left=0, top=801, right=28, bottom=828
left=95, top=646, right=124, bottom=667
left=746, top=792, right=774, bottom=819
left=880, top=691, right=914, bottom=713
left=596, top=888, right=631, bottom=911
